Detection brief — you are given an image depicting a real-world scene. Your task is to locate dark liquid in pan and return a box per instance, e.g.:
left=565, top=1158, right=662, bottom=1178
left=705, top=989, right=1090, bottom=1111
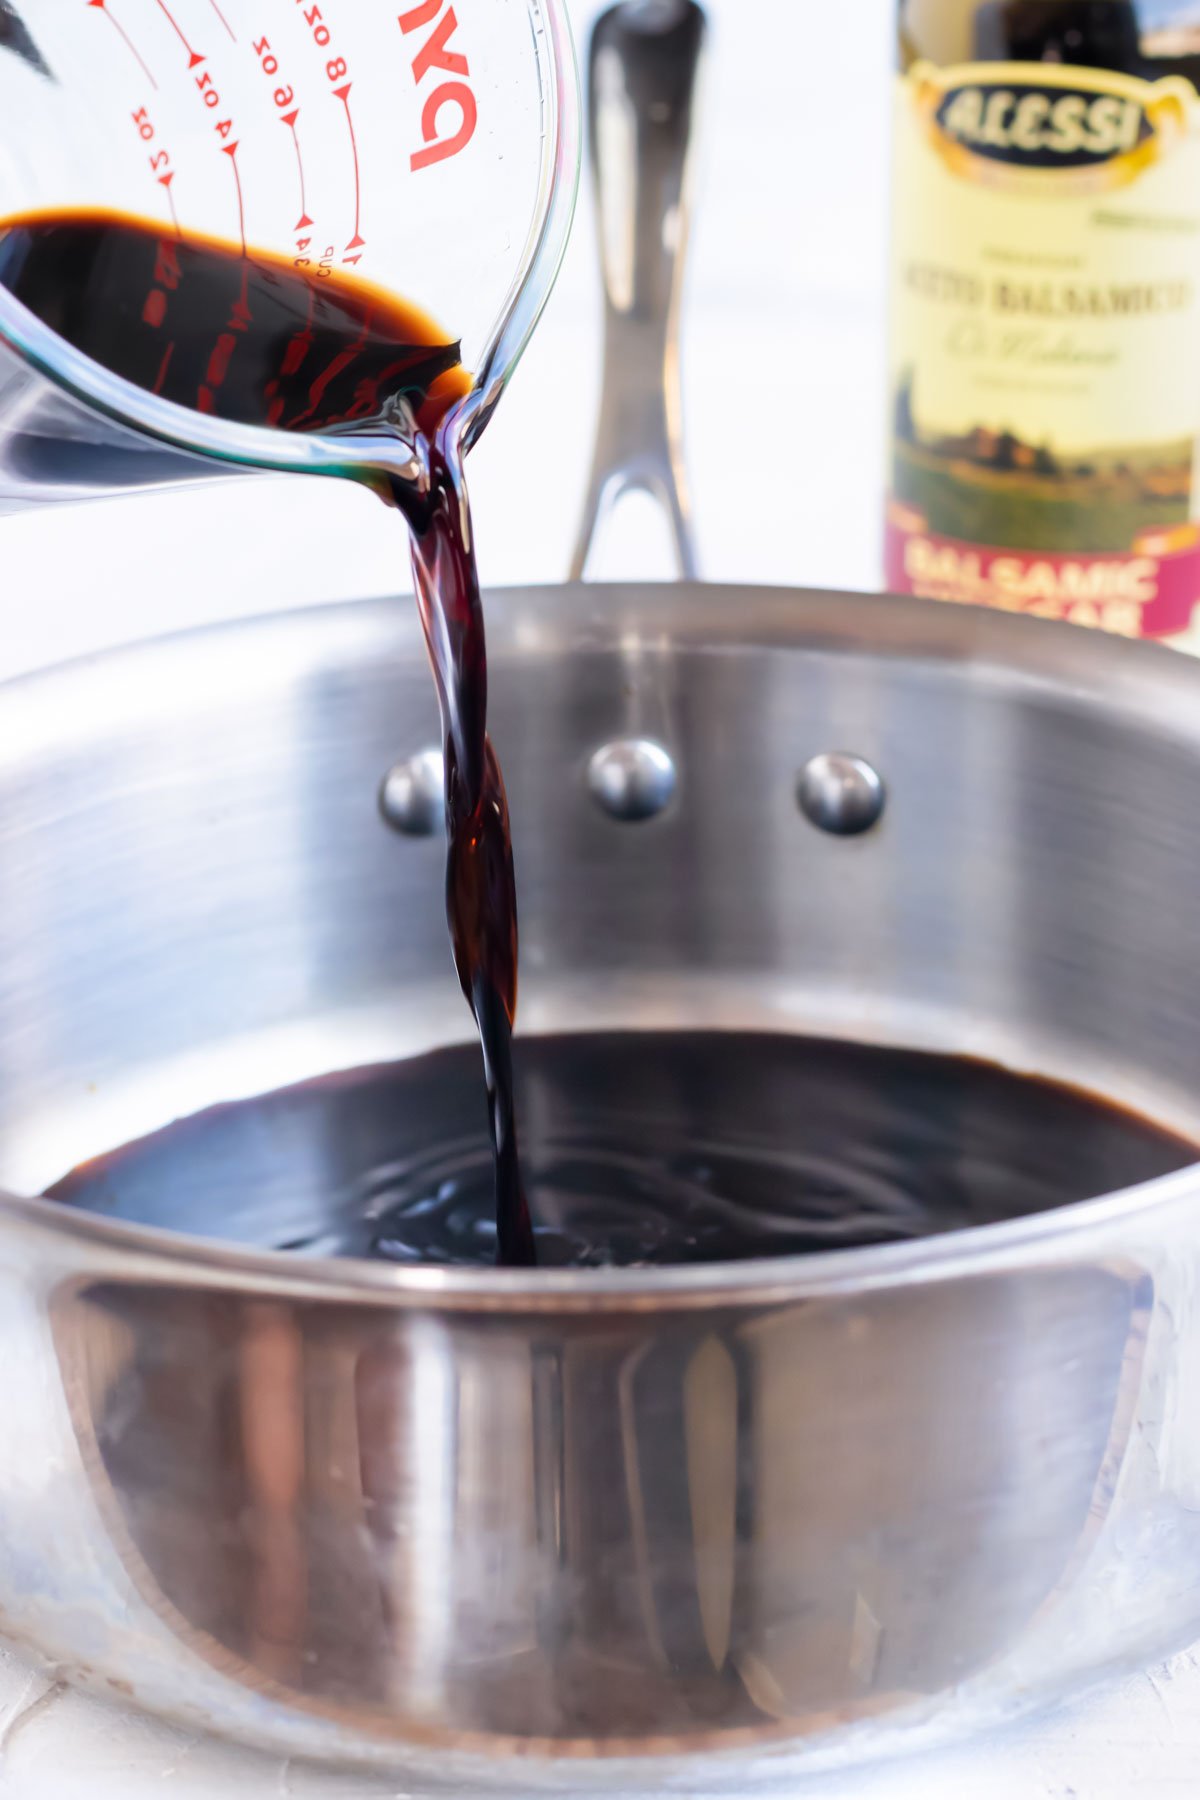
left=12, top=217, right=1193, bottom=1271
left=0, top=208, right=532, bottom=1262
left=48, top=1033, right=1197, bottom=1269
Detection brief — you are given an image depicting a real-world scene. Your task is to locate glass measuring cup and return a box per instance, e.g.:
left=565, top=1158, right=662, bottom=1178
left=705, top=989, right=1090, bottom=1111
left=0, top=0, right=578, bottom=505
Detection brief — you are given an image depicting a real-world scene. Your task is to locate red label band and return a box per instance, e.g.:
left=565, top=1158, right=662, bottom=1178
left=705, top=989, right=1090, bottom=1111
left=884, top=504, right=1200, bottom=639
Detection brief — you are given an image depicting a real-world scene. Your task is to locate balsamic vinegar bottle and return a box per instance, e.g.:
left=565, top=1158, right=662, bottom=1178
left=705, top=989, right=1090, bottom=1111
left=889, top=1, right=1200, bottom=644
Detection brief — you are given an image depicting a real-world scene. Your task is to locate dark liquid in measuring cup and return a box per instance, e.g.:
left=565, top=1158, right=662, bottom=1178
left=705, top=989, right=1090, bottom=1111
left=0, top=207, right=533, bottom=1263
left=49, top=1032, right=1198, bottom=1268
left=0, top=210, right=472, bottom=433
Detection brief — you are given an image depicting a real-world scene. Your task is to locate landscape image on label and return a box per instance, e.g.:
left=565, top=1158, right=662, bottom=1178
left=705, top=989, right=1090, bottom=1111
left=891, top=370, right=1193, bottom=555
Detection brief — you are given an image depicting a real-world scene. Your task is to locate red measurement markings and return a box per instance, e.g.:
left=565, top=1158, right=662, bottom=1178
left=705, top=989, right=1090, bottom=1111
left=206, top=0, right=236, bottom=40
left=153, top=0, right=204, bottom=68
left=87, top=0, right=158, bottom=89
left=161, top=175, right=180, bottom=233
left=399, top=0, right=477, bottom=173
left=292, top=1, right=364, bottom=263
left=224, top=140, right=247, bottom=253
left=285, top=114, right=311, bottom=228
left=173, top=60, right=242, bottom=228
left=293, top=235, right=335, bottom=284
left=198, top=266, right=254, bottom=414
left=333, top=82, right=363, bottom=256
left=253, top=36, right=313, bottom=232
left=265, top=280, right=317, bottom=425
left=287, top=299, right=370, bottom=428
left=153, top=340, right=176, bottom=393
left=151, top=46, right=243, bottom=247
left=131, top=104, right=180, bottom=230
left=140, top=235, right=181, bottom=393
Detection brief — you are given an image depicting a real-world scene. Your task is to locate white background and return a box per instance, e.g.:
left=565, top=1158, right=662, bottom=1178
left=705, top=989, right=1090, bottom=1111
left=2, top=0, right=1199, bottom=1793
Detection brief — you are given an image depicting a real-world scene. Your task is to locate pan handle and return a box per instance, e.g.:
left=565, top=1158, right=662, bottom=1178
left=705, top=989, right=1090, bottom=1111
left=569, top=0, right=706, bottom=582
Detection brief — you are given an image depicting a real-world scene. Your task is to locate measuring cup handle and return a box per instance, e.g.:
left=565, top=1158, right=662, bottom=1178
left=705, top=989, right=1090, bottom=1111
left=0, top=336, right=233, bottom=513
left=570, top=0, right=706, bottom=582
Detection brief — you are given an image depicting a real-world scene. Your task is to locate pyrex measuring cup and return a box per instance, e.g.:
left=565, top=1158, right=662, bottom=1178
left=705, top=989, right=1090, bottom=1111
left=0, top=0, right=577, bottom=505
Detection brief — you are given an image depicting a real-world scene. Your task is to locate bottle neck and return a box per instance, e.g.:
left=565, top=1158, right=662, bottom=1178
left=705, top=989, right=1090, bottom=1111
left=973, top=2, right=1142, bottom=71
left=900, top=0, right=1155, bottom=72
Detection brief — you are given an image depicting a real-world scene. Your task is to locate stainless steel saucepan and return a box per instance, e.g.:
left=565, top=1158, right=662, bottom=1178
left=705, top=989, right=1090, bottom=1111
left=2, top=1, right=1200, bottom=1791
left=2, top=581, right=1200, bottom=1794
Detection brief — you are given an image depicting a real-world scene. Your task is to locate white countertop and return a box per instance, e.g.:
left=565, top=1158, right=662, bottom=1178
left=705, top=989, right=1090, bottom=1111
left=2, top=1643, right=1200, bottom=1799
left=1, top=0, right=1198, bottom=1792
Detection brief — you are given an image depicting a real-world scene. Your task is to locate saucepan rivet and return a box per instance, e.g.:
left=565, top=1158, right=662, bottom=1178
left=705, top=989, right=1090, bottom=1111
left=379, top=750, right=445, bottom=837
left=587, top=738, right=677, bottom=822
left=797, top=753, right=886, bottom=837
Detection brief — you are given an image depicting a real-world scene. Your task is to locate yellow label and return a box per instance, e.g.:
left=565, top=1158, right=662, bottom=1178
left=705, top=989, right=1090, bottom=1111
left=888, top=60, right=1200, bottom=642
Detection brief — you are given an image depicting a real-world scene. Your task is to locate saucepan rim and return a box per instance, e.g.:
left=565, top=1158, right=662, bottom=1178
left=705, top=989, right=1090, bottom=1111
left=0, top=1154, right=1196, bottom=1310
left=3, top=582, right=1200, bottom=741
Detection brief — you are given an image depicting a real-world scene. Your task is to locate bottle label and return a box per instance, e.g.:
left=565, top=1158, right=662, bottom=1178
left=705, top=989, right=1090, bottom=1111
left=887, top=60, right=1200, bottom=639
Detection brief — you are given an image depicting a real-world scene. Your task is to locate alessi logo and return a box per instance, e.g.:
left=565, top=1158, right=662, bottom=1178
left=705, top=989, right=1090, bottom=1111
left=938, top=83, right=1146, bottom=163
left=910, top=62, right=1197, bottom=191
